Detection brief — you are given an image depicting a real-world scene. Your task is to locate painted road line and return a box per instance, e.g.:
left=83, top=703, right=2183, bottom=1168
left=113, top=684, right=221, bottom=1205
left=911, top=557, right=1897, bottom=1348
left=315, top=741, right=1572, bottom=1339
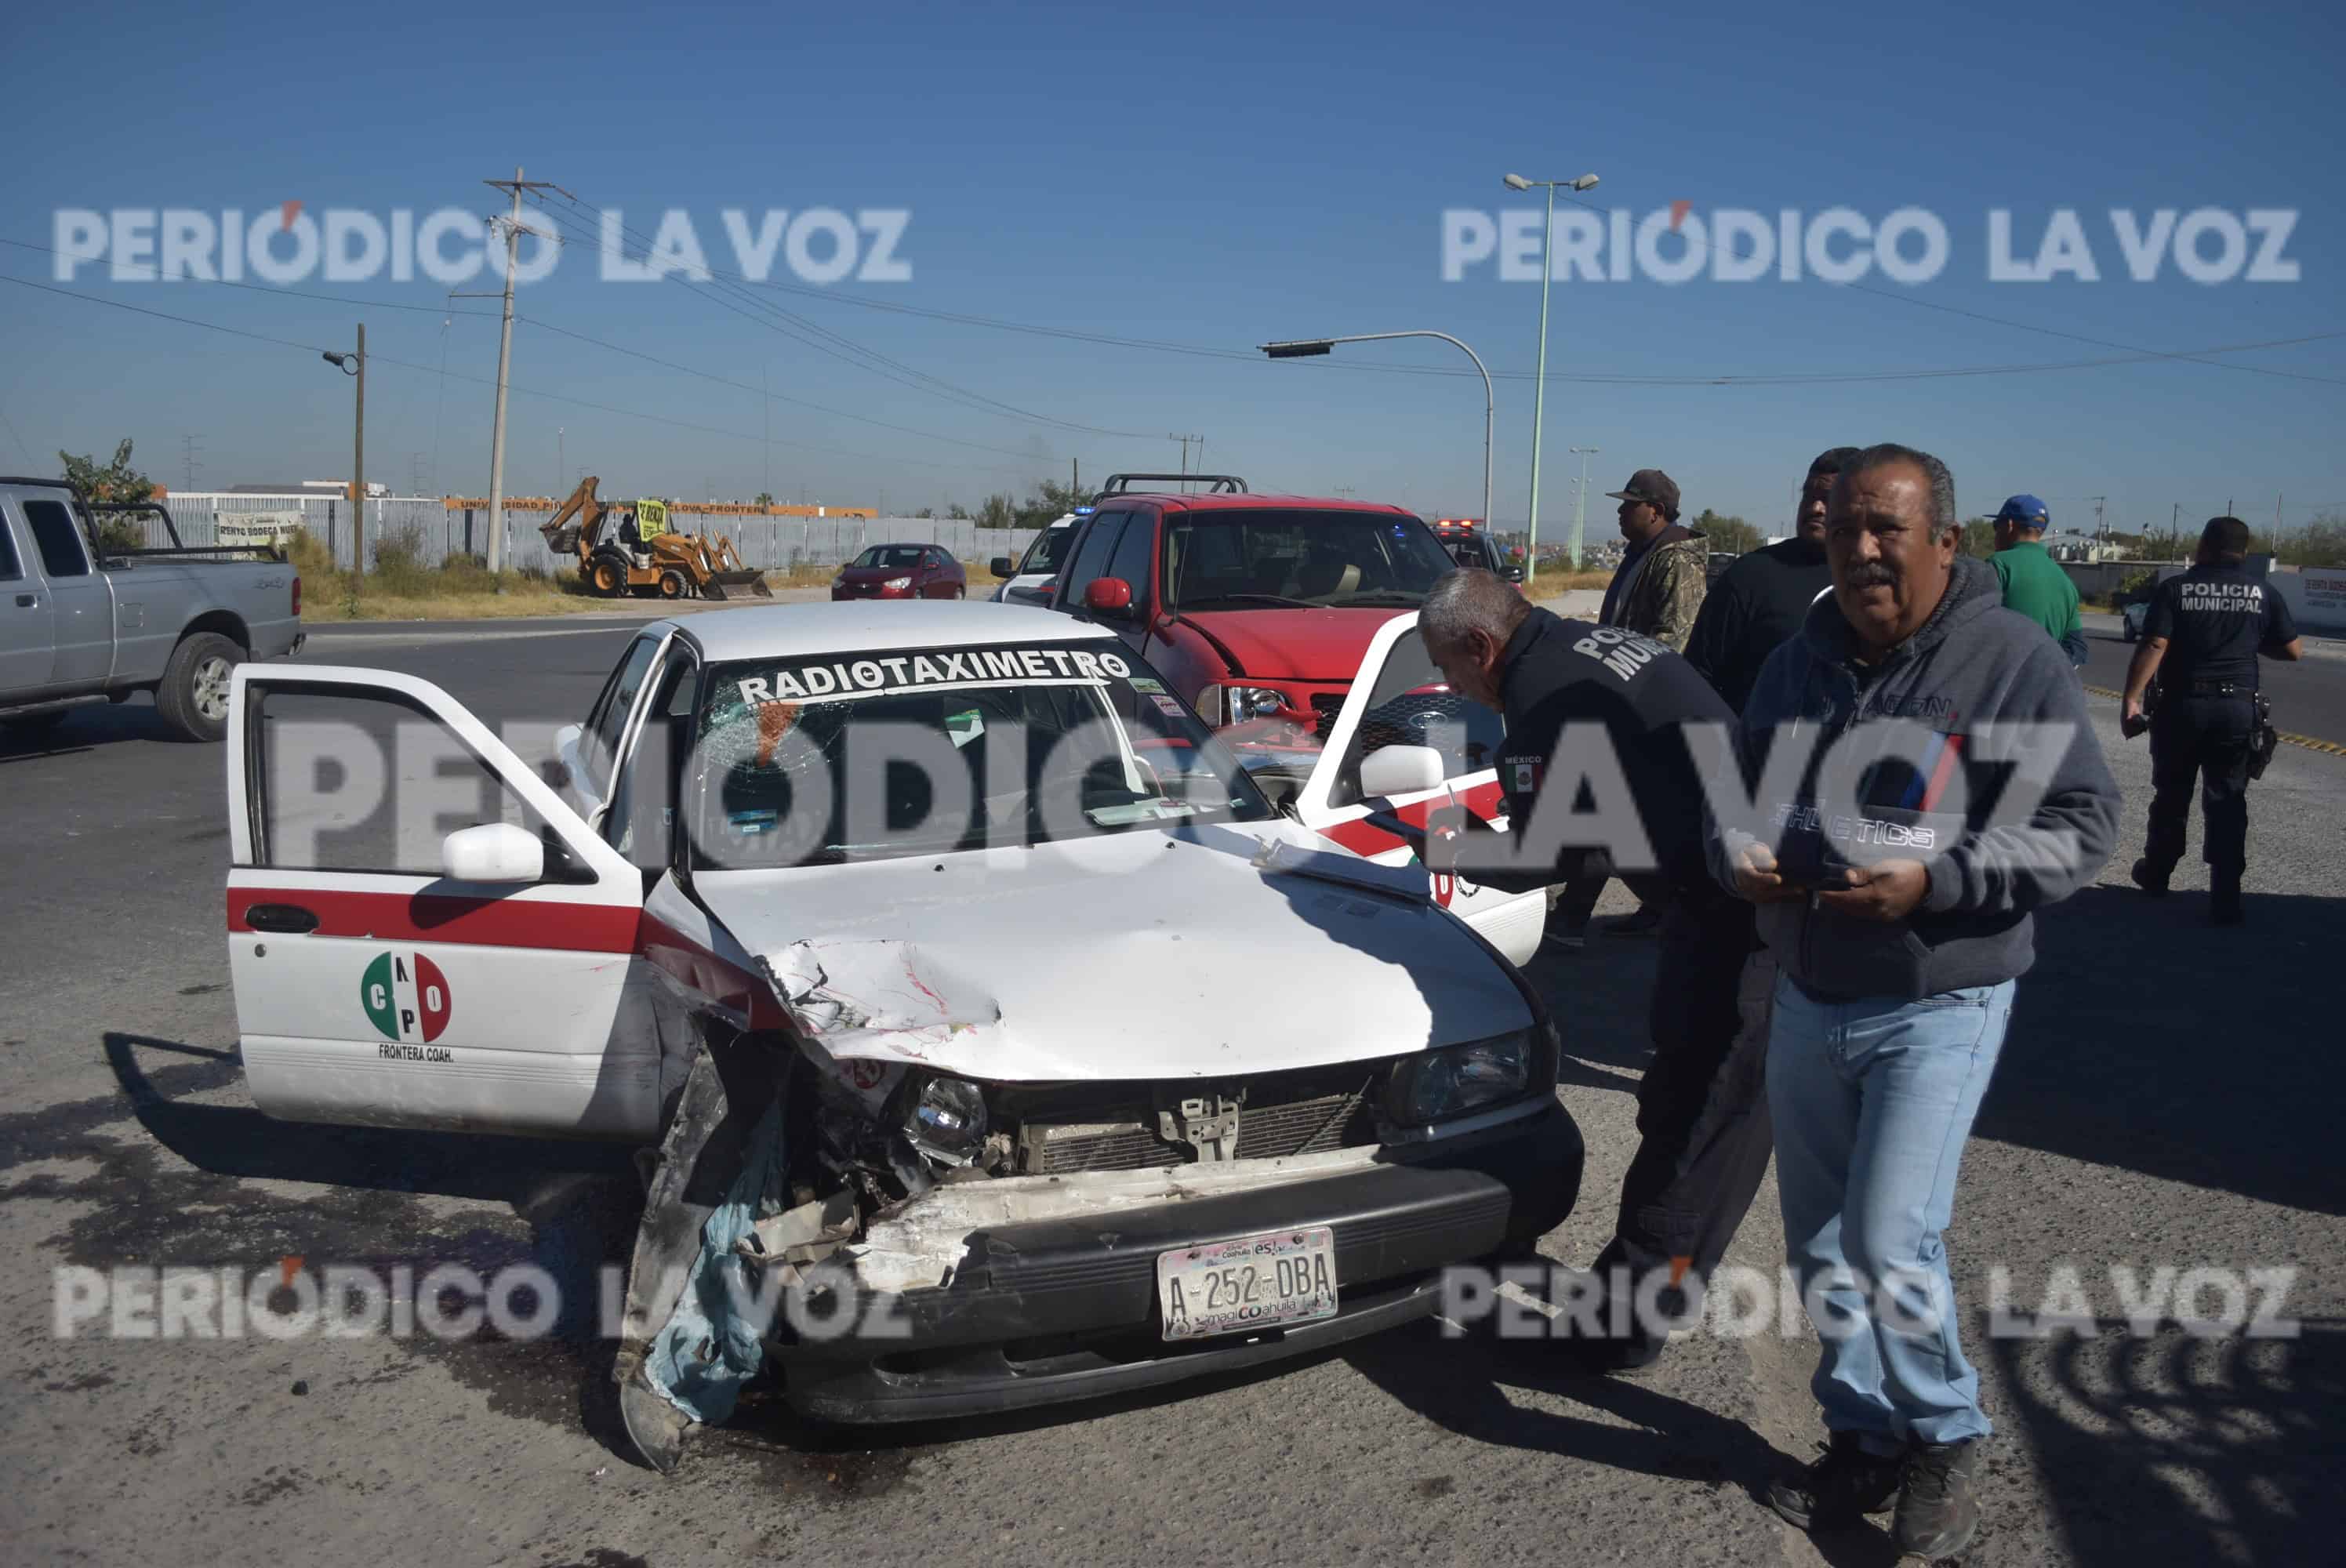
left=2083, top=684, right=2346, bottom=757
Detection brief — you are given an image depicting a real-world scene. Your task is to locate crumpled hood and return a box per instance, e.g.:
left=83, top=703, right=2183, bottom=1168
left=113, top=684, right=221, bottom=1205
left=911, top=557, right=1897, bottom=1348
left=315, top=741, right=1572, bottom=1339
left=1182, top=606, right=1412, bottom=682
left=692, top=823, right=1531, bottom=1082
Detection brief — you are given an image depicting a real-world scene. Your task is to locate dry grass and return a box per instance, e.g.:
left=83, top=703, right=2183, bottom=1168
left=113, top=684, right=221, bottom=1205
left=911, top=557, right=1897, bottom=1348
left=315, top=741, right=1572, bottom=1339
left=286, top=528, right=610, bottom=623
left=1527, top=568, right=1614, bottom=593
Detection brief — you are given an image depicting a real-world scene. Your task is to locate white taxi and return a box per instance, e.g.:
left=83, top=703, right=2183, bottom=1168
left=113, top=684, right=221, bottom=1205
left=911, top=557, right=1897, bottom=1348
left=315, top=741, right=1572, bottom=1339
left=220, top=602, right=1581, bottom=1442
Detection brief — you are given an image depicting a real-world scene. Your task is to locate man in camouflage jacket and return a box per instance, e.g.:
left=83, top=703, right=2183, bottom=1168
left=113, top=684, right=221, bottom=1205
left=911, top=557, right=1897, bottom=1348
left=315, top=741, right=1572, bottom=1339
left=1600, top=467, right=1710, bottom=652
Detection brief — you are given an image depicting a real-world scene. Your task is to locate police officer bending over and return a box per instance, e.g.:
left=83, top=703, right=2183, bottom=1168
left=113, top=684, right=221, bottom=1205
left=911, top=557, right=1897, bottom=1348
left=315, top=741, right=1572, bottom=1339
left=2121, top=514, right=2301, bottom=924
left=1411, top=568, right=1774, bottom=1372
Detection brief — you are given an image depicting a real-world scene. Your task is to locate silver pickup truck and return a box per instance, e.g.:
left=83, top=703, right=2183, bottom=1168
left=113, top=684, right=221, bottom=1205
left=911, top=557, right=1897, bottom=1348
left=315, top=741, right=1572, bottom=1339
left=1, top=476, right=304, bottom=742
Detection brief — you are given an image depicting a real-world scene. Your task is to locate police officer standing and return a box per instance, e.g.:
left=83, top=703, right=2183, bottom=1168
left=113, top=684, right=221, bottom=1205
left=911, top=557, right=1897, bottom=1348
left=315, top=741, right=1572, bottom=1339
left=1414, top=568, right=1773, bottom=1370
left=2121, top=515, right=2302, bottom=924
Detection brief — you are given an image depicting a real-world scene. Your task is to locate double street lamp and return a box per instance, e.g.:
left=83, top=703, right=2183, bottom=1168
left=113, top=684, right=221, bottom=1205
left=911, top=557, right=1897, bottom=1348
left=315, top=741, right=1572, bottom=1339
left=1503, top=170, right=1600, bottom=578
left=1260, top=331, right=1494, bottom=532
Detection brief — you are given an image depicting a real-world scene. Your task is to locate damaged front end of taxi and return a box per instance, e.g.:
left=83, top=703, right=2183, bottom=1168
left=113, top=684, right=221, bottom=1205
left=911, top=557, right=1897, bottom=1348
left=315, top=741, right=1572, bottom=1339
left=614, top=859, right=1581, bottom=1469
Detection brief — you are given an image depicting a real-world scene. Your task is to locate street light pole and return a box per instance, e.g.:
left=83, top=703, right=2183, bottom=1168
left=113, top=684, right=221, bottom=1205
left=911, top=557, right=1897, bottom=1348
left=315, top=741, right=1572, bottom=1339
left=1503, top=171, right=1599, bottom=586
left=1261, top=331, right=1495, bottom=529
left=1569, top=445, right=1599, bottom=571
left=322, top=328, right=365, bottom=571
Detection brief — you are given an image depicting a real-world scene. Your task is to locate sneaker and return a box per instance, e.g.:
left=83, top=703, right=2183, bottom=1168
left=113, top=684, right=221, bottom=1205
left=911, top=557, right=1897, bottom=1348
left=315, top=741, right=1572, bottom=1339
left=2211, top=873, right=2244, bottom=926
left=1767, top=1432, right=1903, bottom=1531
left=2130, top=858, right=2170, bottom=896
left=1603, top=906, right=1666, bottom=938
left=1894, top=1439, right=1983, bottom=1558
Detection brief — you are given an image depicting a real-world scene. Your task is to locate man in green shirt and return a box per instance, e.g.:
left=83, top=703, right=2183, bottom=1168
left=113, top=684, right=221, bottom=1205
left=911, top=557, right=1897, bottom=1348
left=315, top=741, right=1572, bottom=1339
left=1990, top=494, right=2087, bottom=665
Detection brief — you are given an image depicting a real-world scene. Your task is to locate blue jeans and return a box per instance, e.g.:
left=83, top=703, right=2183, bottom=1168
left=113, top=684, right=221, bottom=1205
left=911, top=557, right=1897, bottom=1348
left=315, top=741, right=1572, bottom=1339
left=1767, top=973, right=2014, bottom=1447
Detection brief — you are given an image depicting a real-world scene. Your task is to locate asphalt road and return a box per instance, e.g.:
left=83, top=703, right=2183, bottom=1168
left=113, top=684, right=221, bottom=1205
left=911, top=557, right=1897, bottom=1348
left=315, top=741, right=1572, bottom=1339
left=2, top=610, right=2338, bottom=1567
left=2082, top=612, right=2346, bottom=746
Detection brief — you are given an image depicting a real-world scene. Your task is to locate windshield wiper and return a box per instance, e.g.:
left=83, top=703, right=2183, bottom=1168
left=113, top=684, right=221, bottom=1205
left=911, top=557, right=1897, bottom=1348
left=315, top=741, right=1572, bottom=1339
left=1178, top=593, right=1316, bottom=609
left=1331, top=590, right=1427, bottom=606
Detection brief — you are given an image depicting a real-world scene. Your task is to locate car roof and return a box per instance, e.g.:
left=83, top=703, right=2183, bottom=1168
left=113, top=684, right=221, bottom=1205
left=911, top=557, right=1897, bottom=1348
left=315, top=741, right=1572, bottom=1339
left=667, top=600, right=1120, bottom=663
left=857, top=540, right=947, bottom=550
left=1102, top=492, right=1415, bottom=517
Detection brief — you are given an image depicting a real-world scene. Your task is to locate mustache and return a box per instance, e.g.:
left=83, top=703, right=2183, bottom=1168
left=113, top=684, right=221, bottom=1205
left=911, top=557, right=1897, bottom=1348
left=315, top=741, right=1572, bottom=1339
left=1841, top=563, right=1898, bottom=590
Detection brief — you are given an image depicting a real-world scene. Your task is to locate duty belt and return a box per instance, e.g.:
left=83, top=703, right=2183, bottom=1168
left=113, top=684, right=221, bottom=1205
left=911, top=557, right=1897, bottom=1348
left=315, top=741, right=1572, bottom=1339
left=2188, top=679, right=2249, bottom=697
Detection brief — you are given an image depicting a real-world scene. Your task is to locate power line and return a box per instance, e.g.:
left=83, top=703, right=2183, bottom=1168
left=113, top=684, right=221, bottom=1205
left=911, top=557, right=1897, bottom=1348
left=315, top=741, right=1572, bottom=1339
left=9, top=227, right=2336, bottom=392
left=519, top=314, right=1071, bottom=460
left=0, top=269, right=1044, bottom=479
left=0, top=237, right=502, bottom=316
left=1547, top=190, right=2346, bottom=390
left=532, top=192, right=1166, bottom=441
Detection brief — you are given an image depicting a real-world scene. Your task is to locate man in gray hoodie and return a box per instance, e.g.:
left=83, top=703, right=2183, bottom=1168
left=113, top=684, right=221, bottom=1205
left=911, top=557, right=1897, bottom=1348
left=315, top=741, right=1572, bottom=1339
left=1709, top=444, right=2119, bottom=1560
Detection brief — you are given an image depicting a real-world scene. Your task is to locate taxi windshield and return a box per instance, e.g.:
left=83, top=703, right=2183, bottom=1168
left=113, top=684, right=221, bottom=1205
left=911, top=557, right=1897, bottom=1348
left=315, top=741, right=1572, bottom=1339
left=692, top=641, right=1272, bottom=869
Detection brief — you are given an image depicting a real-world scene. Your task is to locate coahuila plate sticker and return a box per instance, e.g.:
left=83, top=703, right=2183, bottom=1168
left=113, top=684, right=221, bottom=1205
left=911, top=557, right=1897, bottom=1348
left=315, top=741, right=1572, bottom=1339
left=946, top=708, right=985, bottom=748
left=363, top=951, right=452, bottom=1061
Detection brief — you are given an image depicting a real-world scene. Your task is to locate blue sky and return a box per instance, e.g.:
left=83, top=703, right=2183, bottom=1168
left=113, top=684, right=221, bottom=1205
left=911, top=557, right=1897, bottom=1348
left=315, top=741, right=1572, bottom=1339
left=3, top=0, right=2341, bottom=539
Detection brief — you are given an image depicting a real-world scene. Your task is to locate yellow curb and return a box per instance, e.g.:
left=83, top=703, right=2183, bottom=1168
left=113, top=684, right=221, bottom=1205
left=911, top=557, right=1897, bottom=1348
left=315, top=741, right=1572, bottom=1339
left=2081, top=685, right=2345, bottom=757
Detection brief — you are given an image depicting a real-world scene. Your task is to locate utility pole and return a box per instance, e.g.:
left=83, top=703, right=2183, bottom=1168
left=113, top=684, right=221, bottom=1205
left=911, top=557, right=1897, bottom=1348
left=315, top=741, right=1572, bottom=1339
left=2088, top=495, right=2107, bottom=547
left=1568, top=445, right=1600, bottom=570
left=180, top=434, right=202, bottom=493
left=353, top=325, right=366, bottom=567
left=1168, top=433, right=1204, bottom=477
left=481, top=167, right=554, bottom=575
left=2172, top=502, right=2180, bottom=557
left=409, top=452, right=426, bottom=496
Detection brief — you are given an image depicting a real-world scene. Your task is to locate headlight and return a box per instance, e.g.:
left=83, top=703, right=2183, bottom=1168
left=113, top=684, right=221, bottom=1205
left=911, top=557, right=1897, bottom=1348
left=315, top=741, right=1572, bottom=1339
left=1226, top=685, right=1288, bottom=722
left=1385, top=1031, right=1533, bottom=1125
left=904, top=1075, right=988, bottom=1164
left=884, top=575, right=913, bottom=590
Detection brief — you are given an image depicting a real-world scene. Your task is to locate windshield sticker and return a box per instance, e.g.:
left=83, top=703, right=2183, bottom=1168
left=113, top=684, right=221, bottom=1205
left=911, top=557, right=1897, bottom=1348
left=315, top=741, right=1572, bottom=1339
left=1128, top=676, right=1167, bottom=695
left=733, top=646, right=1129, bottom=706
left=1149, top=694, right=1187, bottom=720
left=945, top=708, right=985, bottom=749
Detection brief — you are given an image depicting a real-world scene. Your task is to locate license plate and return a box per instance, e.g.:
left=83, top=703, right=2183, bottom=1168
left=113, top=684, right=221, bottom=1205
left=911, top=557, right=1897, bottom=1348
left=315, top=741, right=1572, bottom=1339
left=1156, top=1226, right=1338, bottom=1341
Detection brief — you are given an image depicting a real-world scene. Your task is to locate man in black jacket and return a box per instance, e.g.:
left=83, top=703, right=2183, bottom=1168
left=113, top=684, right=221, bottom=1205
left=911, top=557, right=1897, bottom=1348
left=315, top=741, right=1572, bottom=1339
left=1683, top=447, right=1856, bottom=713
left=1415, top=568, right=1775, bottom=1373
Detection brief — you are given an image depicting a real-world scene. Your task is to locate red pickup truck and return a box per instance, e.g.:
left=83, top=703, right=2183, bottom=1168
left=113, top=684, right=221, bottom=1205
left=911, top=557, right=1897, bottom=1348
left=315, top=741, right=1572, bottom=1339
left=1042, top=474, right=1460, bottom=773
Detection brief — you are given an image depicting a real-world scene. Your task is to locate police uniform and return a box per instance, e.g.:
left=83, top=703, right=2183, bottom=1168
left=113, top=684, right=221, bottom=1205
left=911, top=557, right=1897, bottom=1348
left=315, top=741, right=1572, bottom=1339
left=1458, top=607, right=1774, bottom=1362
left=2138, top=563, right=2296, bottom=901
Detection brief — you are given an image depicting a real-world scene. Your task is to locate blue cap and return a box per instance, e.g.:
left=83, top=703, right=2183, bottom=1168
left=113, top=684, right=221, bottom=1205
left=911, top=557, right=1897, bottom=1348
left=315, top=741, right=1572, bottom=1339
left=1995, top=494, right=2050, bottom=527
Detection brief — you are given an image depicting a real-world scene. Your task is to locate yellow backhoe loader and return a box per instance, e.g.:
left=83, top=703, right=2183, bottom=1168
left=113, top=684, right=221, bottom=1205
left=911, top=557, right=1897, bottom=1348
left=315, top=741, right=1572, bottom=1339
left=539, top=477, right=773, bottom=601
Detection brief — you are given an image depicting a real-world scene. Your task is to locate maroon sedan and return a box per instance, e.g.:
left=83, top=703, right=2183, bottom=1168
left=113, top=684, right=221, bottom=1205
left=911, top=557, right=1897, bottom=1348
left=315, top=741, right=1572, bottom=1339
left=830, top=543, right=968, bottom=601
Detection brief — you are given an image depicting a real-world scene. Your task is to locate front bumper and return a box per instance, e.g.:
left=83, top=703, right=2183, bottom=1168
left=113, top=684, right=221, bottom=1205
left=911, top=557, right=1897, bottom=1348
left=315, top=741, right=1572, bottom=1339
left=775, top=1098, right=1582, bottom=1422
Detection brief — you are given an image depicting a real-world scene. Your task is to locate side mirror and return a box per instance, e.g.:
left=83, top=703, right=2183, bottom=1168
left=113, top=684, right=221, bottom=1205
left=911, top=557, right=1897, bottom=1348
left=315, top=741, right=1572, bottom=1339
left=1502, top=564, right=1525, bottom=583
left=1084, top=576, right=1135, bottom=615
left=1359, top=744, right=1447, bottom=798
left=990, top=556, right=1015, bottom=579
left=443, top=821, right=545, bottom=884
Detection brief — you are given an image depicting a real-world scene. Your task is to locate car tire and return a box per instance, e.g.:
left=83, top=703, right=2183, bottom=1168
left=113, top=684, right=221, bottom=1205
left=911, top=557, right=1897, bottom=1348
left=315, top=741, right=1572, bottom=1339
left=157, top=630, right=242, bottom=742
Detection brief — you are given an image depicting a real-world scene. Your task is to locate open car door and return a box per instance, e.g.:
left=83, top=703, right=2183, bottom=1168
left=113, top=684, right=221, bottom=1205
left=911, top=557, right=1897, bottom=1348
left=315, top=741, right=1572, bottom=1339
left=1288, top=612, right=1546, bottom=965
left=223, top=663, right=661, bottom=1139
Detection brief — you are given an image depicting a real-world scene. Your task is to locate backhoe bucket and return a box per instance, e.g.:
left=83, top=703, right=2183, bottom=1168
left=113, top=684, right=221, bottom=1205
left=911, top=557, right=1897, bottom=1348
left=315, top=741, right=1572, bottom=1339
left=700, top=570, right=773, bottom=601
